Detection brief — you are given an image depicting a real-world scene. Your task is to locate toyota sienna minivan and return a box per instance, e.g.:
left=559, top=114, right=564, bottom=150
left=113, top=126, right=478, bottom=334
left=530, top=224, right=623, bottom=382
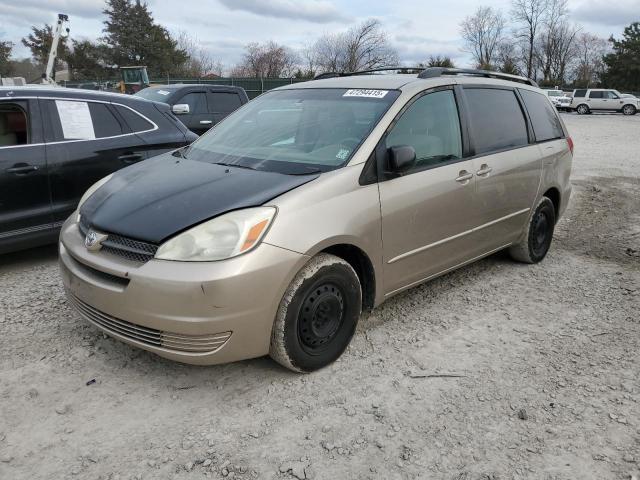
left=60, top=67, right=573, bottom=372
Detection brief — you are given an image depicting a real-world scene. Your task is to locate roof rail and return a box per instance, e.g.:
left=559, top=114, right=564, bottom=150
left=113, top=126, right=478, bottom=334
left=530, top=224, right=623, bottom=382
left=313, top=67, right=424, bottom=80
left=418, top=67, right=538, bottom=87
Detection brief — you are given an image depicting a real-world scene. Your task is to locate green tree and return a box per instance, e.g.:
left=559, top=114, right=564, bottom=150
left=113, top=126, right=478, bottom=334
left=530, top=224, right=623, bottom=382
left=0, top=39, right=13, bottom=76
left=21, top=24, right=69, bottom=70
left=602, top=22, right=640, bottom=91
left=427, top=55, right=456, bottom=68
left=102, top=0, right=188, bottom=77
left=66, top=39, right=110, bottom=81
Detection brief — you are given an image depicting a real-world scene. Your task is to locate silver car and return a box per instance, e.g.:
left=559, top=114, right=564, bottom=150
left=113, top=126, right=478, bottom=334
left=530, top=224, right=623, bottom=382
left=60, top=68, right=573, bottom=372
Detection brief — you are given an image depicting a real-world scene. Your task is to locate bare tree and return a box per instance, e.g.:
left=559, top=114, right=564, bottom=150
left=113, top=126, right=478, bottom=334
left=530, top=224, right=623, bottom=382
left=573, top=32, right=607, bottom=86
left=535, top=0, right=578, bottom=84
left=460, top=6, right=506, bottom=69
left=311, top=19, right=399, bottom=74
left=175, top=31, right=223, bottom=77
left=232, top=41, right=298, bottom=78
left=511, top=0, right=548, bottom=78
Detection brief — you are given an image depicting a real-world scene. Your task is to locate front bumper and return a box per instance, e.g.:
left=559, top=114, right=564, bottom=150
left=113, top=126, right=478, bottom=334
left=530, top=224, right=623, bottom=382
left=59, top=217, right=308, bottom=365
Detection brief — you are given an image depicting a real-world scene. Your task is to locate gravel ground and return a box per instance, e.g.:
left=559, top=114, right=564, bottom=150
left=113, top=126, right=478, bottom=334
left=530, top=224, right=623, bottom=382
left=1, top=113, right=639, bottom=480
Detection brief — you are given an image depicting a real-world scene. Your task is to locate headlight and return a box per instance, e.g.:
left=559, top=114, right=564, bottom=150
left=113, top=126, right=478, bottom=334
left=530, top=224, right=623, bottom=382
left=155, top=207, right=276, bottom=262
left=76, top=174, right=113, bottom=222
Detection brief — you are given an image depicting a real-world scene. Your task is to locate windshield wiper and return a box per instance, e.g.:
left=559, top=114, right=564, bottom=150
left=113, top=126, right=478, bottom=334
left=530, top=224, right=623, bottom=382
left=212, top=162, right=259, bottom=171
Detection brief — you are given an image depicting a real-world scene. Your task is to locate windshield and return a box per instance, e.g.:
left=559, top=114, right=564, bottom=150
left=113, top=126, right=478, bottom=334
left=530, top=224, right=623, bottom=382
left=547, top=90, right=562, bottom=97
left=184, top=88, right=400, bottom=174
left=135, top=87, right=175, bottom=103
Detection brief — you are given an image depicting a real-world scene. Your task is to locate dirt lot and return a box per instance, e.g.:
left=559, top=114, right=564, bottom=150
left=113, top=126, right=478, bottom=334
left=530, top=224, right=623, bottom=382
left=1, top=113, right=639, bottom=480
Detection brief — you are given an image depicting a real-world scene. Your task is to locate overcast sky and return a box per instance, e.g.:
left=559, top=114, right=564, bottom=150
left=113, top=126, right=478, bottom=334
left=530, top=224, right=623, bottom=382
left=0, top=0, right=638, bottom=71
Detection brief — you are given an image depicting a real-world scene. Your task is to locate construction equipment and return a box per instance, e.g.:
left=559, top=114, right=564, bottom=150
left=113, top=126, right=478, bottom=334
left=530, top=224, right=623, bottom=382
left=43, top=13, right=70, bottom=85
left=119, top=66, right=150, bottom=94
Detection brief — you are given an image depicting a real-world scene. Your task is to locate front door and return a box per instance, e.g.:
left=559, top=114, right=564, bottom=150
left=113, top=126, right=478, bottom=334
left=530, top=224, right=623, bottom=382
left=175, top=91, right=210, bottom=134
left=0, top=99, right=52, bottom=238
left=379, top=88, right=481, bottom=295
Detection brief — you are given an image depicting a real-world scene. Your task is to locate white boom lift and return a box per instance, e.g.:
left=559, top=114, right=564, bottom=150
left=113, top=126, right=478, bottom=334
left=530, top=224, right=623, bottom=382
left=42, top=13, right=70, bottom=85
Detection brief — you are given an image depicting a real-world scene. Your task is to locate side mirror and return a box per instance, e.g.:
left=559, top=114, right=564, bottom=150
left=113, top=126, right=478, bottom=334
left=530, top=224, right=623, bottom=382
left=172, top=104, right=190, bottom=115
left=388, top=145, right=416, bottom=173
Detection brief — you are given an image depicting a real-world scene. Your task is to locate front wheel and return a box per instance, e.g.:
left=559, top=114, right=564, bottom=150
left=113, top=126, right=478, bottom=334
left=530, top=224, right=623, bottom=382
left=622, top=104, right=637, bottom=116
left=509, top=197, right=556, bottom=264
left=576, top=104, right=590, bottom=115
left=270, top=253, right=362, bottom=372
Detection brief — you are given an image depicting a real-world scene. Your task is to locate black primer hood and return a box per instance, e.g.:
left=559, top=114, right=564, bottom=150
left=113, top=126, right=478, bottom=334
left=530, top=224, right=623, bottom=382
left=80, top=154, right=319, bottom=243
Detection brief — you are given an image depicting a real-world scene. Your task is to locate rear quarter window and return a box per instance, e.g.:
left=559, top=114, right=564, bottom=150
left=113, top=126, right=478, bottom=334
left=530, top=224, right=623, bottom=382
left=115, top=105, right=155, bottom=133
left=464, top=88, right=529, bottom=155
left=573, top=90, right=587, bottom=98
left=519, top=89, right=564, bottom=142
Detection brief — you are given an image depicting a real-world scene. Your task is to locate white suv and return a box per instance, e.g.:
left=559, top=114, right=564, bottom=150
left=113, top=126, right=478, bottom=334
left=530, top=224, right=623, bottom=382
left=545, top=89, right=572, bottom=111
left=571, top=88, right=638, bottom=115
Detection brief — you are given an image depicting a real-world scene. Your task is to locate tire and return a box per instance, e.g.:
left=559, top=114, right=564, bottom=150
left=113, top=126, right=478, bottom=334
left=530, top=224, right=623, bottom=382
left=270, top=253, right=362, bottom=372
left=509, top=197, right=556, bottom=264
left=622, top=104, right=637, bottom=116
left=576, top=104, right=590, bottom=115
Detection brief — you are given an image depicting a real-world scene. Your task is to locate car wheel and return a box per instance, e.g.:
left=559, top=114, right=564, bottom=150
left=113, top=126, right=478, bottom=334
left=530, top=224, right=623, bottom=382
left=576, top=104, right=589, bottom=115
left=622, top=104, right=637, bottom=116
left=509, top=197, right=556, bottom=264
left=270, top=253, right=362, bottom=372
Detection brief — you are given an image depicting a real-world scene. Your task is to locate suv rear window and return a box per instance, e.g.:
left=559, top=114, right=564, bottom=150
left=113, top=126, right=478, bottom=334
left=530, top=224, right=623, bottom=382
left=465, top=88, right=529, bottom=154
left=573, top=89, right=587, bottom=98
left=519, top=89, right=564, bottom=142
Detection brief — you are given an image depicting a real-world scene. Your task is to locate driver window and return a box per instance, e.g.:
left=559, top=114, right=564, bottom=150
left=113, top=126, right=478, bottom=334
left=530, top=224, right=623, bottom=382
left=0, top=103, right=29, bottom=147
left=606, top=91, right=619, bottom=99
left=386, top=90, right=462, bottom=171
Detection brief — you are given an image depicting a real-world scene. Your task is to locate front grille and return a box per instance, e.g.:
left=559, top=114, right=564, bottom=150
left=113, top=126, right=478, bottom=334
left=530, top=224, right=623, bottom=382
left=79, top=218, right=158, bottom=264
left=67, top=291, right=232, bottom=354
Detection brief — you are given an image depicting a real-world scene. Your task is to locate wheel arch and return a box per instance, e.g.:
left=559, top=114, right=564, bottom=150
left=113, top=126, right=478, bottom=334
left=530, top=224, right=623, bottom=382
left=542, top=186, right=561, bottom=222
left=318, top=243, right=377, bottom=311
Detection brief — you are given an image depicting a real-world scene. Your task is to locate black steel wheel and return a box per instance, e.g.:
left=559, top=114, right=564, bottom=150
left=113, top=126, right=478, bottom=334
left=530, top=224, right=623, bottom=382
left=509, top=196, right=556, bottom=264
left=270, top=254, right=362, bottom=372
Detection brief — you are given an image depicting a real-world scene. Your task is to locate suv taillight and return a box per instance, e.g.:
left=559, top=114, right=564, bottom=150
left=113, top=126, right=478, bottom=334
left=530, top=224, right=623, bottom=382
left=567, top=137, right=574, bottom=154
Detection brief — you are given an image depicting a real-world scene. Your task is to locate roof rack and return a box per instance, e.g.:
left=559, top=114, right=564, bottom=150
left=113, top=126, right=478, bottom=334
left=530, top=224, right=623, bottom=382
left=417, top=67, right=538, bottom=87
left=313, top=66, right=539, bottom=87
left=313, top=67, right=424, bottom=80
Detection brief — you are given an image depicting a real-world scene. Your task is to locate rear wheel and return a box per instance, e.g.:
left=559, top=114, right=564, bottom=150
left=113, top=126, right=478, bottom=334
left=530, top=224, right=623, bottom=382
left=509, top=197, right=556, bottom=264
left=270, top=253, right=362, bottom=372
left=622, top=104, right=637, bottom=116
left=576, top=104, right=590, bottom=115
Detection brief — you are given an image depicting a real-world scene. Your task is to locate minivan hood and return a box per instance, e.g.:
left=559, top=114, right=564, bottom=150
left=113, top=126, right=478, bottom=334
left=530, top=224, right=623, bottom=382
left=80, top=154, right=319, bottom=243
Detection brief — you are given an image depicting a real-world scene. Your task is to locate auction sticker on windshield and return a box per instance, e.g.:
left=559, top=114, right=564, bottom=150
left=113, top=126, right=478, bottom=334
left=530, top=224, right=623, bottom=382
left=343, top=89, right=388, bottom=99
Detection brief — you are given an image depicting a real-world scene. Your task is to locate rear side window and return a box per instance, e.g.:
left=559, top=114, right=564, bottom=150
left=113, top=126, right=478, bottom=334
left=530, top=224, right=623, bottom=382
left=386, top=89, right=462, bottom=170
left=177, top=92, right=207, bottom=114
left=87, top=103, right=124, bottom=138
left=45, top=100, right=123, bottom=141
left=115, top=105, right=154, bottom=133
left=464, top=88, right=529, bottom=154
left=573, top=89, right=587, bottom=98
left=209, top=92, right=243, bottom=113
left=589, top=91, right=603, bottom=99
left=519, top=89, right=564, bottom=142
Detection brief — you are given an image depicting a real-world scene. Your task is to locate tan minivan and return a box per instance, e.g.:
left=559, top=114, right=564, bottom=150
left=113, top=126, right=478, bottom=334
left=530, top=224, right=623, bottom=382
left=60, top=68, right=573, bottom=372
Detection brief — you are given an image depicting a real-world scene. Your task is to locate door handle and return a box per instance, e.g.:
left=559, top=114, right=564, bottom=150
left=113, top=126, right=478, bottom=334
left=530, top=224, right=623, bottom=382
left=199, top=120, right=213, bottom=125
left=7, top=164, right=38, bottom=175
left=476, top=164, right=492, bottom=176
left=118, top=153, right=143, bottom=164
left=455, top=170, right=473, bottom=184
